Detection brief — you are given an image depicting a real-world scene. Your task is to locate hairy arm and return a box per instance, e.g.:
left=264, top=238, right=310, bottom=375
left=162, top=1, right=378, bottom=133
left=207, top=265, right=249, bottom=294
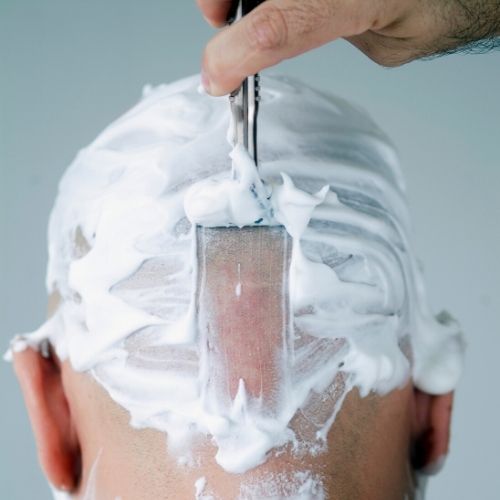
left=198, top=0, right=500, bottom=95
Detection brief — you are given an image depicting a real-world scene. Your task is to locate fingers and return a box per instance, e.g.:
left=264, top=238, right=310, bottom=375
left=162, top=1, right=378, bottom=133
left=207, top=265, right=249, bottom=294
left=201, top=0, right=375, bottom=95
left=196, top=0, right=233, bottom=27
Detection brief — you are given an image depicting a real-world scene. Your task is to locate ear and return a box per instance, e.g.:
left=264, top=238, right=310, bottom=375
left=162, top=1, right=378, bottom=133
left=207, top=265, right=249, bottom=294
left=13, top=345, right=81, bottom=492
left=411, top=388, right=454, bottom=474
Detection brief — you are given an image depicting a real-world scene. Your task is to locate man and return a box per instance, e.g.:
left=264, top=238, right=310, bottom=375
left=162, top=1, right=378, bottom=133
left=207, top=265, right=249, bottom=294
left=9, top=74, right=463, bottom=499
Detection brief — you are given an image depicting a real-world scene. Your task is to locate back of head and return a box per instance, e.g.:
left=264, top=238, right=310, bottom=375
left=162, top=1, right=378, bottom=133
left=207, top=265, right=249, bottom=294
left=10, top=75, right=463, bottom=499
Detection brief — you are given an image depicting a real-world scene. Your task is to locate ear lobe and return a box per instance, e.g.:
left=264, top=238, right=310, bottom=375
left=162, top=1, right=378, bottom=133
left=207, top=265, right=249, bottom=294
left=412, top=388, right=454, bottom=474
left=13, top=345, right=81, bottom=492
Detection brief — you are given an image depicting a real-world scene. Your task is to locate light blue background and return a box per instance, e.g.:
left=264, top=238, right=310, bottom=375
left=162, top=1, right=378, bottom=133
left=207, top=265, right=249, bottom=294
left=1, top=1, right=499, bottom=498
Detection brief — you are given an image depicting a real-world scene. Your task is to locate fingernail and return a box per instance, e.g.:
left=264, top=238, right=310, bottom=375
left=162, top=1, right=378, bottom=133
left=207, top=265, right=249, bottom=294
left=201, top=69, right=211, bottom=94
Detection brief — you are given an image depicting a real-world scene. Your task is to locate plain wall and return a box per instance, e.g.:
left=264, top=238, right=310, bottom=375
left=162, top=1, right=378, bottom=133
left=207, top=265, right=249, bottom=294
left=1, top=1, right=499, bottom=498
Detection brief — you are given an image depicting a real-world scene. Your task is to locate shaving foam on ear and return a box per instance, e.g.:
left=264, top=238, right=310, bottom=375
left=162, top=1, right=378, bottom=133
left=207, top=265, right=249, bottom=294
left=6, top=74, right=464, bottom=475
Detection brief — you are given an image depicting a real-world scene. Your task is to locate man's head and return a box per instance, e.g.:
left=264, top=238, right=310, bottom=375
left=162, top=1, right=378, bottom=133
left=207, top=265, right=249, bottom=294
left=10, top=75, right=463, bottom=499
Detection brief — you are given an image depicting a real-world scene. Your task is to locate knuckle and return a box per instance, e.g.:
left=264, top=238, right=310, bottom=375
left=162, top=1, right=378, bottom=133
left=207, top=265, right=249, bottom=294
left=360, top=37, right=412, bottom=67
left=374, top=47, right=416, bottom=67
left=246, top=6, right=288, bottom=52
left=369, top=50, right=403, bottom=67
left=378, top=58, right=402, bottom=68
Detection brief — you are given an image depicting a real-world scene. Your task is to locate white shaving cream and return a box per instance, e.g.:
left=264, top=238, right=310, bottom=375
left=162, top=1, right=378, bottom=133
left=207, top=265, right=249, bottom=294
left=7, top=75, right=464, bottom=476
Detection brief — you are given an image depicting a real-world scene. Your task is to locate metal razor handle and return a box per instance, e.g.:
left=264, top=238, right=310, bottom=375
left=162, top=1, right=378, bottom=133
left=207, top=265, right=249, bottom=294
left=228, top=0, right=264, bottom=167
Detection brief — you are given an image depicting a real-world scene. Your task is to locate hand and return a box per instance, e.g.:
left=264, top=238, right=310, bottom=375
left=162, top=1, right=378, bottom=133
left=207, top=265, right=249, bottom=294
left=198, top=0, right=500, bottom=95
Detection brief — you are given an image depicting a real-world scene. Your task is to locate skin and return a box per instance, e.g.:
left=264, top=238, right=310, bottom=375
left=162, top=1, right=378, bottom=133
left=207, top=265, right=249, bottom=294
left=12, top=219, right=454, bottom=498
left=11, top=4, right=469, bottom=491
left=13, top=294, right=454, bottom=499
left=197, top=0, right=500, bottom=95
left=65, top=366, right=418, bottom=499
left=16, top=349, right=426, bottom=499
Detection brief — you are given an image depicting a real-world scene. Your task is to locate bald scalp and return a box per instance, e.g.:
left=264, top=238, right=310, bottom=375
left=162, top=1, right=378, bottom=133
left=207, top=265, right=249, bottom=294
left=50, top=227, right=416, bottom=498
left=61, top=358, right=416, bottom=499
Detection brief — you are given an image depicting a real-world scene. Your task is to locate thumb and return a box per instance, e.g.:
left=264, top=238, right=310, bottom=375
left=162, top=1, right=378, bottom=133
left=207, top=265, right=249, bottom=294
left=201, top=0, right=373, bottom=96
